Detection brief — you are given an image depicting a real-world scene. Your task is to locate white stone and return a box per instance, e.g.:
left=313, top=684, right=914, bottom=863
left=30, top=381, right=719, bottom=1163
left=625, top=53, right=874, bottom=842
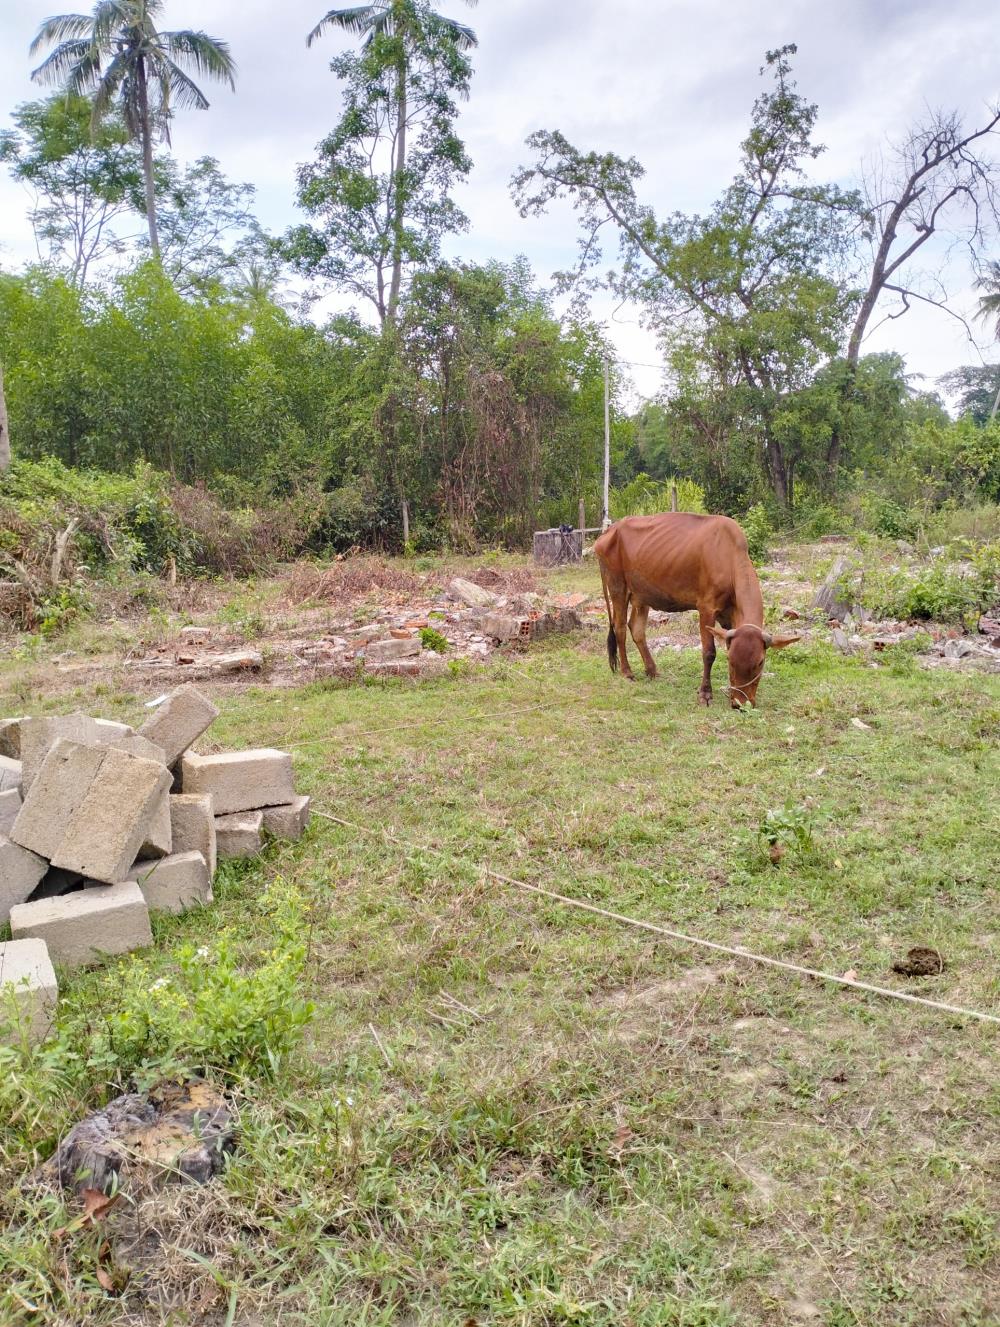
left=138, top=684, right=219, bottom=765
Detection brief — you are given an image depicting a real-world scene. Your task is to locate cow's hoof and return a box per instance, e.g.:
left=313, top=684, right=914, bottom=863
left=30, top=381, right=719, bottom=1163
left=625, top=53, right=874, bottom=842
left=622, top=672, right=636, bottom=683
left=698, top=690, right=712, bottom=706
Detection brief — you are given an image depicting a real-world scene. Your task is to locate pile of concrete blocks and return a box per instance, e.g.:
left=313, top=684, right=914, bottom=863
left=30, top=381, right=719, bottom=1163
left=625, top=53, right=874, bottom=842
left=0, top=684, right=310, bottom=1045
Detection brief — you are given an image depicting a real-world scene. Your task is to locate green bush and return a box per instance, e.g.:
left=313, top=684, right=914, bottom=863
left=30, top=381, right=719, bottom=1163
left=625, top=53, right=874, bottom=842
left=610, top=473, right=706, bottom=519
left=859, top=494, right=919, bottom=541
left=863, top=542, right=1000, bottom=622
left=419, top=626, right=449, bottom=653
left=741, top=503, right=772, bottom=563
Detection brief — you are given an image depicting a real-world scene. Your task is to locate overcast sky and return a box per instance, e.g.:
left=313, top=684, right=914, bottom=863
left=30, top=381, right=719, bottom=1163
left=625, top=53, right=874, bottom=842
left=2, top=0, right=999, bottom=404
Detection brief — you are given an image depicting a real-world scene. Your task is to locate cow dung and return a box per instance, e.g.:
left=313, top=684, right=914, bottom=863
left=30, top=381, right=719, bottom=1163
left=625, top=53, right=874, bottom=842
left=892, top=946, right=944, bottom=978
left=39, top=1078, right=235, bottom=1194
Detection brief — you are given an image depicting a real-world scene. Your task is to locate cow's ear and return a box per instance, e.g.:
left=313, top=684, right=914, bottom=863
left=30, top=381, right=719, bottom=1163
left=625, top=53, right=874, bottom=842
left=766, top=632, right=801, bottom=650
left=706, top=625, right=731, bottom=647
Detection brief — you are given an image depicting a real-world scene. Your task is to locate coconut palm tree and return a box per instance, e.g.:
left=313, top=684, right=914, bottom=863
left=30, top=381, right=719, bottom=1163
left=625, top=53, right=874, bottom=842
left=974, top=261, right=1000, bottom=420
left=30, top=0, right=236, bottom=258
left=307, top=1, right=476, bottom=321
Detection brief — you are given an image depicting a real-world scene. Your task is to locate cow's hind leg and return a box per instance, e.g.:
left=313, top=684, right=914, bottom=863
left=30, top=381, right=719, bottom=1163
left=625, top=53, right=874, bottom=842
left=606, top=578, right=635, bottom=679
left=697, top=608, right=718, bottom=705
left=628, top=601, right=657, bottom=679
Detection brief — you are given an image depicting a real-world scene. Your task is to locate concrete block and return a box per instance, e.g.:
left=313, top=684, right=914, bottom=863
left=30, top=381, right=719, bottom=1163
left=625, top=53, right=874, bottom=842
left=0, top=834, right=48, bottom=925
left=11, top=740, right=107, bottom=861
left=0, top=755, right=21, bottom=793
left=169, top=793, right=217, bottom=878
left=0, top=716, right=28, bottom=759
left=215, top=810, right=263, bottom=859
left=262, top=795, right=311, bottom=841
left=0, top=939, right=58, bottom=1044
left=10, top=882, right=152, bottom=968
left=365, top=637, right=422, bottom=663
left=18, top=715, right=132, bottom=793
left=449, top=577, right=499, bottom=608
left=127, top=851, right=212, bottom=914
left=139, top=789, right=172, bottom=860
left=181, top=749, right=294, bottom=815
left=0, top=788, right=21, bottom=836
left=13, top=741, right=171, bottom=885
left=138, top=684, right=219, bottom=766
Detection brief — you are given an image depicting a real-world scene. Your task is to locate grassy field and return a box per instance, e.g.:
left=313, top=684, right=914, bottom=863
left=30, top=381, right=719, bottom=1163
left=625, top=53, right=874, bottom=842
left=1, top=566, right=998, bottom=1326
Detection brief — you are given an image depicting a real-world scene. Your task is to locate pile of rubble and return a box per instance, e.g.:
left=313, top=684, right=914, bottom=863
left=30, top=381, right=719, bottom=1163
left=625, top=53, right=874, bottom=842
left=0, top=683, right=310, bottom=1045
left=147, top=577, right=587, bottom=683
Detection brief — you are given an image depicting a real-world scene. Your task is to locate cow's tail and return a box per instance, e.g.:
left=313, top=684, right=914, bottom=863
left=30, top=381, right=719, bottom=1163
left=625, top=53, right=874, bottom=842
left=598, top=552, right=618, bottom=673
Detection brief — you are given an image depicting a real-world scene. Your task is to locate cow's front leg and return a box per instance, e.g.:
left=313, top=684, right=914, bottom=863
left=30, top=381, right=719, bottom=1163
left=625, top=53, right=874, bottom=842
left=697, top=611, right=717, bottom=705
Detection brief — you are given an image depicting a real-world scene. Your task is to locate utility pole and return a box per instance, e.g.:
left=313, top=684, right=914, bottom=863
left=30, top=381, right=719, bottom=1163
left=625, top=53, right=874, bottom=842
left=602, top=357, right=611, bottom=530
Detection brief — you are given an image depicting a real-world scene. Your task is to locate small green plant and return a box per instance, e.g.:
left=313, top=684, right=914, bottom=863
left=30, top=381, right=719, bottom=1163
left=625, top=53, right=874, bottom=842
left=419, top=626, right=449, bottom=653
left=38, top=581, right=92, bottom=635
left=759, top=801, right=821, bottom=860
left=742, top=503, right=772, bottom=564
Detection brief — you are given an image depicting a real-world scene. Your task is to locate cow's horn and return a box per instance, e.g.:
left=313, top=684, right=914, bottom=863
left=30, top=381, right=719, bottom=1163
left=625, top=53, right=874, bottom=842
left=761, top=630, right=773, bottom=647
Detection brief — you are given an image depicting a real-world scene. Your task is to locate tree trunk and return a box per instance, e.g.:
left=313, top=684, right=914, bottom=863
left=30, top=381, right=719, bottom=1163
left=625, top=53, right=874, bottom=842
left=763, top=435, right=791, bottom=511
left=137, top=60, right=160, bottom=258
left=0, top=362, right=10, bottom=473
left=386, top=61, right=407, bottom=323
left=401, top=496, right=410, bottom=547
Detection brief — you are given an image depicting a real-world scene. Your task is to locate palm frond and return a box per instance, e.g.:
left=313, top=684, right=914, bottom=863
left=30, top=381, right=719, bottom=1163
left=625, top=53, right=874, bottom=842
left=441, top=17, right=477, bottom=48
left=161, top=30, right=237, bottom=87
left=306, top=5, right=381, bottom=47
left=28, top=13, right=93, bottom=55
left=90, top=50, right=130, bottom=119
left=160, top=59, right=212, bottom=112
left=30, top=38, right=94, bottom=86
left=90, top=0, right=132, bottom=49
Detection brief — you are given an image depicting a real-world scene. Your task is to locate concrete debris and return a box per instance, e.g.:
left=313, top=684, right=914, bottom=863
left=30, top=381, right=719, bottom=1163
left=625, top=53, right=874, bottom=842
left=10, top=882, right=153, bottom=969
left=0, top=717, right=27, bottom=759
left=13, top=741, right=171, bottom=884
left=0, top=835, right=48, bottom=925
left=181, top=748, right=294, bottom=815
left=448, top=576, right=500, bottom=609
left=1, top=691, right=309, bottom=1040
left=0, top=787, right=21, bottom=836
left=215, top=809, right=264, bottom=859
left=170, top=793, right=217, bottom=878
left=0, top=938, right=58, bottom=1045
left=812, top=556, right=863, bottom=622
left=127, top=851, right=212, bottom=915
left=262, top=795, right=311, bottom=841
left=40, top=1078, right=235, bottom=1194
left=364, top=635, right=422, bottom=663
left=139, top=683, right=219, bottom=765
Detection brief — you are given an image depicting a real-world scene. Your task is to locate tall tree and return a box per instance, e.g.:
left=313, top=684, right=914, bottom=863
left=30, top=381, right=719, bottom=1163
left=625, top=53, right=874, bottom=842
left=29, top=0, right=236, bottom=258
left=0, top=95, right=144, bottom=285
left=513, top=46, right=859, bottom=509
left=290, top=0, right=476, bottom=324
left=0, top=362, right=10, bottom=473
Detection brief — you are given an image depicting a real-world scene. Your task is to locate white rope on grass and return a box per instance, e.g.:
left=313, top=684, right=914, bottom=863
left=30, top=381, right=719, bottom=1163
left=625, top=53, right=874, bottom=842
left=313, top=808, right=1000, bottom=1028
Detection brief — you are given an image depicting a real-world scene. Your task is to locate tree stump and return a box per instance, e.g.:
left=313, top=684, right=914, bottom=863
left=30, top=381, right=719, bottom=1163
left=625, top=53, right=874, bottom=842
left=533, top=528, right=583, bottom=566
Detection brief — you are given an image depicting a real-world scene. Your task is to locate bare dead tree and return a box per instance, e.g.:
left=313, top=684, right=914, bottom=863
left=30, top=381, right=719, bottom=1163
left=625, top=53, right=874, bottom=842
left=828, top=106, right=1000, bottom=476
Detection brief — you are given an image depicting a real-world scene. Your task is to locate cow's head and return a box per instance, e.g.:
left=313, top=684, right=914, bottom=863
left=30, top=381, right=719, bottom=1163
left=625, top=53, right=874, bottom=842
left=708, top=624, right=800, bottom=707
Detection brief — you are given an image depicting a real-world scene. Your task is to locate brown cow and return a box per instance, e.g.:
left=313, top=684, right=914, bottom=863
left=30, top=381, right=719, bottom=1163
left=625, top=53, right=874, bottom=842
left=594, top=513, right=799, bottom=707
